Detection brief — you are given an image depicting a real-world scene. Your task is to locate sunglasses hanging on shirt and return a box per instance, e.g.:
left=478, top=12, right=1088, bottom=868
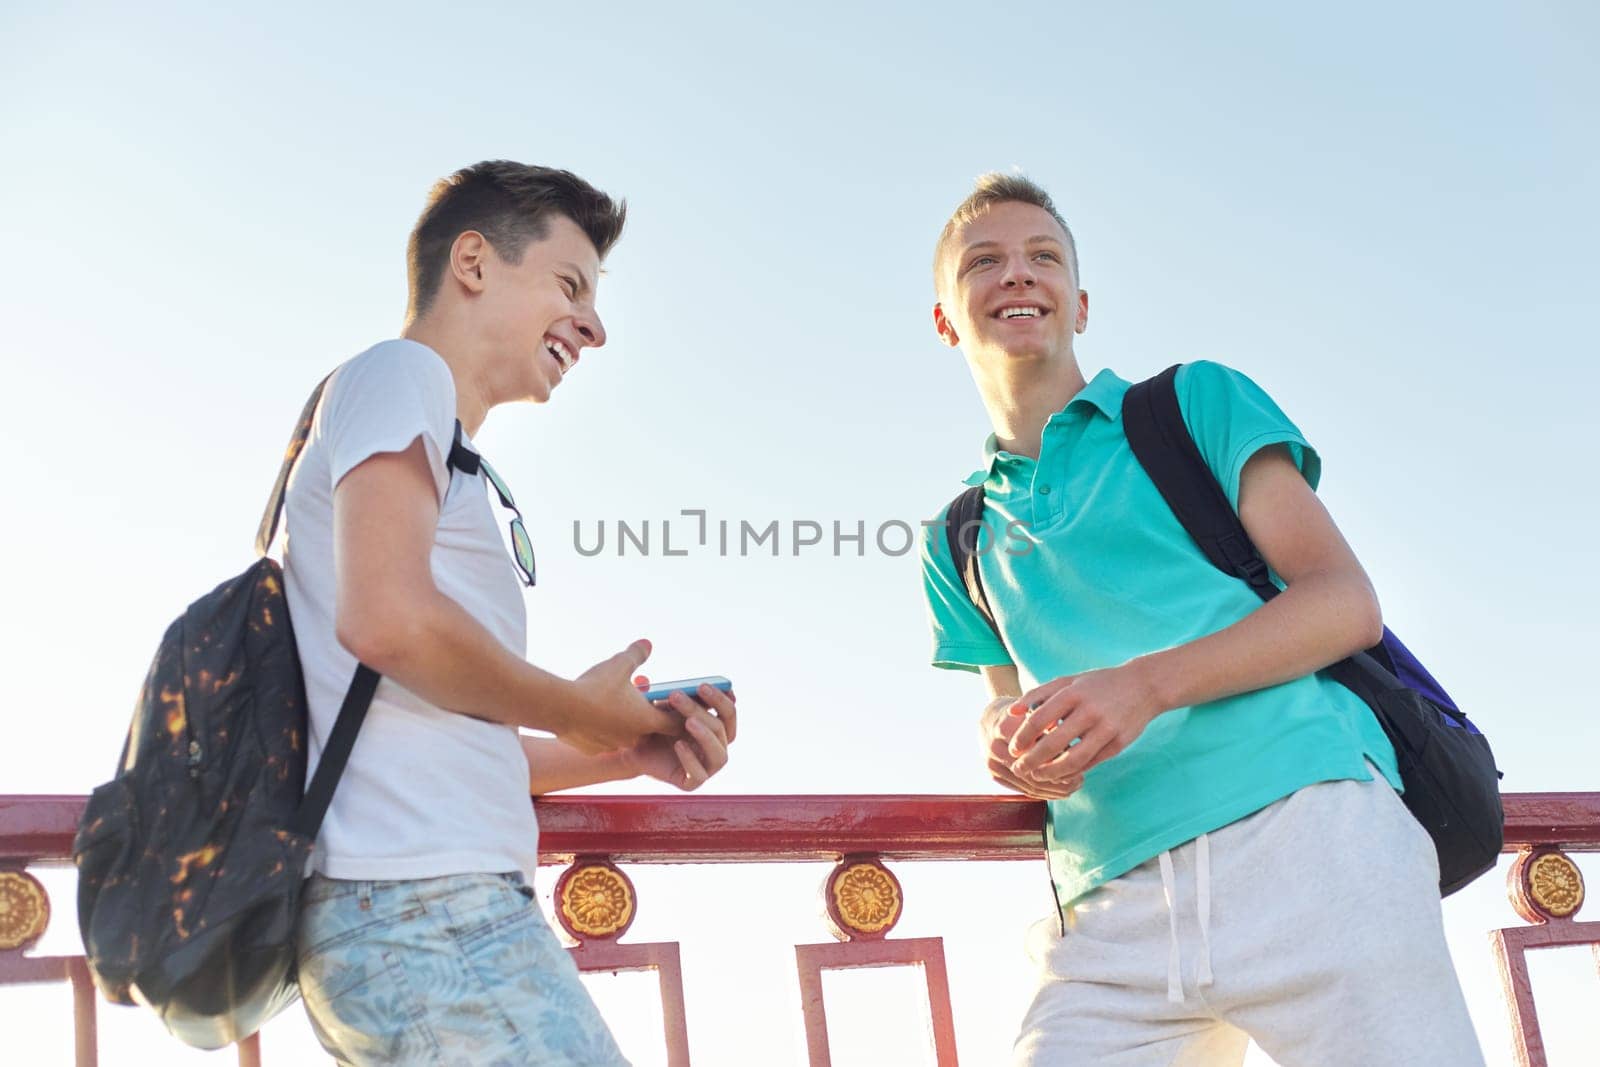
left=448, top=422, right=537, bottom=587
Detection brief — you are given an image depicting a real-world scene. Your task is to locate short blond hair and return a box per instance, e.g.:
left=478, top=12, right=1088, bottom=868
left=933, top=172, right=1078, bottom=296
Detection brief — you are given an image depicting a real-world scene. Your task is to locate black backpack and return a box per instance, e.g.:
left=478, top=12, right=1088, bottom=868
left=72, top=379, right=477, bottom=1047
left=944, top=364, right=1504, bottom=896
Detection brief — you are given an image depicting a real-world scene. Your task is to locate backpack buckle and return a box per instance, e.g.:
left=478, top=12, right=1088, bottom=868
left=1237, top=555, right=1271, bottom=587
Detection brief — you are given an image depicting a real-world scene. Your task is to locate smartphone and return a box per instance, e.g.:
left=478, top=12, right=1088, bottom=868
left=641, top=676, right=733, bottom=703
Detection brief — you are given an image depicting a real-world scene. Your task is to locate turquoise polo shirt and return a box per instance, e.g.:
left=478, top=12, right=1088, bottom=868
left=920, top=361, right=1400, bottom=907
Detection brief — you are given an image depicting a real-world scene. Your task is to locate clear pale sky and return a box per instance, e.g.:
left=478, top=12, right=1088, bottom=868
left=3, top=2, right=1597, bottom=1063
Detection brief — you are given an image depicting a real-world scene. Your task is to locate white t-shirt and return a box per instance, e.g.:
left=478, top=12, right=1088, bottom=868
left=283, top=339, right=539, bottom=880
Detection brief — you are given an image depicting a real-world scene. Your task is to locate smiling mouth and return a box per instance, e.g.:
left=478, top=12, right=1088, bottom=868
left=994, top=306, right=1048, bottom=320
left=544, top=337, right=576, bottom=373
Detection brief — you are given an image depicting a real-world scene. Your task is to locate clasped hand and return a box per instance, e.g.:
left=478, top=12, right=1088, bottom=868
left=980, top=664, right=1162, bottom=800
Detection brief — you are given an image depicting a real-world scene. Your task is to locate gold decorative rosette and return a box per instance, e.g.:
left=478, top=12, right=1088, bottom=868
left=556, top=860, right=636, bottom=941
left=1510, top=847, right=1586, bottom=924
left=1528, top=851, right=1584, bottom=918
left=825, top=857, right=903, bottom=940
left=0, top=870, right=50, bottom=951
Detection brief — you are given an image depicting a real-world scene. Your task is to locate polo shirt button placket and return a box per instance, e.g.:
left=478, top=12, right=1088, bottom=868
left=1035, top=482, right=1063, bottom=526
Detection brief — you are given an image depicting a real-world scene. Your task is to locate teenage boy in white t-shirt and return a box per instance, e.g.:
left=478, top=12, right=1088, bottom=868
left=283, top=161, right=737, bottom=1065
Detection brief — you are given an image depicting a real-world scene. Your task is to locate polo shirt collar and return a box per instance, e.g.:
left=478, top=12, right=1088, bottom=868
left=1069, top=367, right=1133, bottom=420
left=963, top=368, right=1132, bottom=485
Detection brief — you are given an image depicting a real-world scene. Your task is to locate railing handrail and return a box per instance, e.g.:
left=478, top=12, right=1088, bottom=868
left=5, top=792, right=1599, bottom=865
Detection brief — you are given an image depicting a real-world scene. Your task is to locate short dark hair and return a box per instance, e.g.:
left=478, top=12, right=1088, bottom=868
left=407, top=160, right=627, bottom=318
left=933, top=172, right=1078, bottom=295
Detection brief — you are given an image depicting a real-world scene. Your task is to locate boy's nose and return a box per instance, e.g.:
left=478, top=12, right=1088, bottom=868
left=1001, top=258, right=1038, bottom=288
left=576, top=313, right=606, bottom=348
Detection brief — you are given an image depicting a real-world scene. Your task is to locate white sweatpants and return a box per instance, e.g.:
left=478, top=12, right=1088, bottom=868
left=1014, top=770, right=1486, bottom=1066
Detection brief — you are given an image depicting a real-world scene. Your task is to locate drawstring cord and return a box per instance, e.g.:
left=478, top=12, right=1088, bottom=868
left=1159, top=850, right=1183, bottom=1003
left=1196, top=832, right=1214, bottom=990
left=1159, top=833, right=1215, bottom=1005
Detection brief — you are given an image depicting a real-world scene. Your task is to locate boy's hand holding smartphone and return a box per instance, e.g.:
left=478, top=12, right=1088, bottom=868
left=625, top=674, right=738, bottom=791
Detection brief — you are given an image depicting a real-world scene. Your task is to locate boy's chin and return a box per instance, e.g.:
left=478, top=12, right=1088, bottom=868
left=988, top=342, right=1058, bottom=364
left=524, top=374, right=559, bottom=404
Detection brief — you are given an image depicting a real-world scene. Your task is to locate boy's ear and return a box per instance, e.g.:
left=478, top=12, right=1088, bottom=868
left=450, top=231, right=490, bottom=295
left=933, top=303, right=960, bottom=347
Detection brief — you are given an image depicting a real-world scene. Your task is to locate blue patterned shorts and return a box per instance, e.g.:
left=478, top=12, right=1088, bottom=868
left=297, top=871, right=630, bottom=1066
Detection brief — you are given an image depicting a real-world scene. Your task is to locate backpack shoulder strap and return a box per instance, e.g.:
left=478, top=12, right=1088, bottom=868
left=254, top=377, right=332, bottom=558
left=1123, top=365, right=1410, bottom=698
left=289, top=663, right=380, bottom=838
left=944, top=484, right=1003, bottom=642
left=1121, top=364, right=1278, bottom=603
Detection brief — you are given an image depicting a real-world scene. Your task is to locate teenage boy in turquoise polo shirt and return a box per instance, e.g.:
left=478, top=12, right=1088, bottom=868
left=920, top=173, right=1483, bottom=1066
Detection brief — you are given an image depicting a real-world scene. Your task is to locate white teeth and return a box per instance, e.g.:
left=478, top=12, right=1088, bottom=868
left=545, top=339, right=574, bottom=371
left=1001, top=307, right=1043, bottom=319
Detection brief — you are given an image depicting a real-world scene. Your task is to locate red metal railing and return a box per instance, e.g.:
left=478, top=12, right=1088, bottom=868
left=3, top=793, right=1598, bottom=1066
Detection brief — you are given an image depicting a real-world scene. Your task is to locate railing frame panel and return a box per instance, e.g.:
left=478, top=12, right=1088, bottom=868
left=569, top=940, right=691, bottom=1067
left=795, top=937, right=957, bottom=1066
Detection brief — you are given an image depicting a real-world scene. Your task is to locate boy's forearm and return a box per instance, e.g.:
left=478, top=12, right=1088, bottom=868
left=1131, top=568, right=1382, bottom=714
left=520, top=737, right=637, bottom=795
left=344, top=587, right=581, bottom=735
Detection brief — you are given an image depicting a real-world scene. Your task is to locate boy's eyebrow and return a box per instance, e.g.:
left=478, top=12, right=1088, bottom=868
left=961, top=235, right=1065, bottom=255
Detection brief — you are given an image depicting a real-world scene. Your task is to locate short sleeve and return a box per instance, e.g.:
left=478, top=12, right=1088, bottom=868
left=920, top=503, right=1014, bottom=673
left=320, top=340, right=457, bottom=504
left=1175, top=361, right=1321, bottom=510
